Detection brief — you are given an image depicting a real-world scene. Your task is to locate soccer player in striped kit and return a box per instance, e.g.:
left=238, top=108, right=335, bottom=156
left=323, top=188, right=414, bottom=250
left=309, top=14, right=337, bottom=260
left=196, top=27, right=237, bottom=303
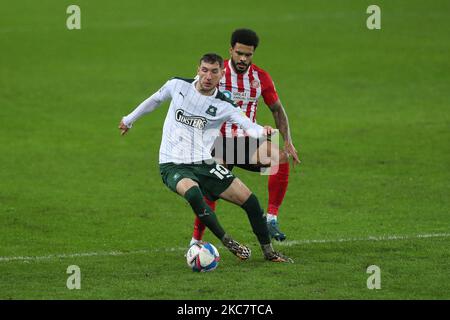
left=120, top=53, right=292, bottom=262
left=190, top=29, right=300, bottom=246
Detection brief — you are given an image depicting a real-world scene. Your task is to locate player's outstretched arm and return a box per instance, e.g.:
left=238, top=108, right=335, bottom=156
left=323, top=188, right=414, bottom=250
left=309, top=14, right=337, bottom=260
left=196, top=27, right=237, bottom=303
left=119, top=80, right=173, bottom=136
left=228, top=108, right=274, bottom=139
left=269, top=99, right=300, bottom=165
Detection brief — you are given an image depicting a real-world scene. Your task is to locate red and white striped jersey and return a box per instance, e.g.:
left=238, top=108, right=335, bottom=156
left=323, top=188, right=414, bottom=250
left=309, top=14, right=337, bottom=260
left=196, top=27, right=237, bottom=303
left=219, top=59, right=279, bottom=137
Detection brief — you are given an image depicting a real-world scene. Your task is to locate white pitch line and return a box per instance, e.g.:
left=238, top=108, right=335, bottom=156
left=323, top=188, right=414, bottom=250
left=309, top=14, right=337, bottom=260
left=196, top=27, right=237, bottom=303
left=276, top=232, right=450, bottom=247
left=0, top=232, right=449, bottom=263
left=0, top=247, right=186, bottom=263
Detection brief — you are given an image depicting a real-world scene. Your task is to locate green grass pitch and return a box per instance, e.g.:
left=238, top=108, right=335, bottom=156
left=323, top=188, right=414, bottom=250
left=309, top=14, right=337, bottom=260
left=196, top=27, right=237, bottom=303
left=0, top=0, right=449, bottom=299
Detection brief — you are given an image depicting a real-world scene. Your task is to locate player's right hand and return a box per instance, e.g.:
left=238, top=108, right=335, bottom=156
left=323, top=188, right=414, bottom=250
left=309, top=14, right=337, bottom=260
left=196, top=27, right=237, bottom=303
left=285, top=140, right=300, bottom=166
left=118, top=120, right=129, bottom=136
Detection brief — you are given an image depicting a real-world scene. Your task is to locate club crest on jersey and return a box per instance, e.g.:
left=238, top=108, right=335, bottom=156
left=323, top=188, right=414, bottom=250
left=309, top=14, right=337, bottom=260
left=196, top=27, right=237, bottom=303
left=251, top=79, right=260, bottom=89
left=205, top=105, right=217, bottom=117
left=175, top=109, right=207, bottom=129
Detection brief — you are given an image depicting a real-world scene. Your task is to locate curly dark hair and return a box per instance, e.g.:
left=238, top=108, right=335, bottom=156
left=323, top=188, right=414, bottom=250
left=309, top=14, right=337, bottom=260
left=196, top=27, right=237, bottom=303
left=230, top=28, right=259, bottom=49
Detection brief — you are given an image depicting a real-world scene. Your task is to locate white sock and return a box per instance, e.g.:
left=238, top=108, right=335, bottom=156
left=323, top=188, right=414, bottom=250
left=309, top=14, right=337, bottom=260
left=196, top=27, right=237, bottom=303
left=189, top=237, right=200, bottom=246
left=266, top=213, right=277, bottom=222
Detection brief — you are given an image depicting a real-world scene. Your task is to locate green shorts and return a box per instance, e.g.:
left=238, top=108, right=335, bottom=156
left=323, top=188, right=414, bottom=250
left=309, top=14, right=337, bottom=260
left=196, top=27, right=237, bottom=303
left=159, top=161, right=236, bottom=201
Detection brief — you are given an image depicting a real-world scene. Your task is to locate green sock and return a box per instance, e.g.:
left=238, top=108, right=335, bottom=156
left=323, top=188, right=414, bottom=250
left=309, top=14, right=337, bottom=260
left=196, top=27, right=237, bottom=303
left=184, top=186, right=225, bottom=240
left=241, top=193, right=271, bottom=245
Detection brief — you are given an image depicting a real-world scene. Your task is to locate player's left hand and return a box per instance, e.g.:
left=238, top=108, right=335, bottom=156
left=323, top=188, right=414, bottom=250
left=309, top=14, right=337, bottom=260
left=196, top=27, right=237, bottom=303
left=284, top=140, right=300, bottom=166
left=263, top=126, right=276, bottom=136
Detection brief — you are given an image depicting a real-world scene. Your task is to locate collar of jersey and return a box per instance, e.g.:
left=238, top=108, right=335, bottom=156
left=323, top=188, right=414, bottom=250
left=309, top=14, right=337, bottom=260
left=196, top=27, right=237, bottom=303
left=192, top=79, right=218, bottom=97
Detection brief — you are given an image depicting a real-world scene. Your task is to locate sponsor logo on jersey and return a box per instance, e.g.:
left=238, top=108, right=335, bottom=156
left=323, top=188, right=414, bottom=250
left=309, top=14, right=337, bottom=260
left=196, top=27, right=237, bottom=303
left=175, top=109, right=207, bottom=129
left=233, top=91, right=248, bottom=100
left=231, top=91, right=258, bottom=103
left=222, top=90, right=232, bottom=100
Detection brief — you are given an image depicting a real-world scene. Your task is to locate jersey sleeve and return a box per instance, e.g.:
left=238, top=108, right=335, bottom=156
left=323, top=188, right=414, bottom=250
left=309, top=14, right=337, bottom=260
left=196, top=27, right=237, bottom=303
left=259, top=70, right=279, bottom=106
left=122, top=80, right=173, bottom=128
left=227, top=106, right=265, bottom=139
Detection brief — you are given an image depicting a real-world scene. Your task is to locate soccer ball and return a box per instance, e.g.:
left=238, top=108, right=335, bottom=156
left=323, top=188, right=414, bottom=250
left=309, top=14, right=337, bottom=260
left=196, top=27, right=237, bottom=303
left=186, top=242, right=220, bottom=272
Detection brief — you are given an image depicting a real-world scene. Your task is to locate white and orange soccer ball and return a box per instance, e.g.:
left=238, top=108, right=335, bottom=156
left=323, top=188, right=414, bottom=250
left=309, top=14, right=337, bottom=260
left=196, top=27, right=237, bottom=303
left=186, top=242, right=220, bottom=272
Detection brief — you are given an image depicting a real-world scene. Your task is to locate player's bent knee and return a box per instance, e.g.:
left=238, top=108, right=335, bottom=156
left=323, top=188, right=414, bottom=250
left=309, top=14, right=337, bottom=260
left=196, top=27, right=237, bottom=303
left=239, top=190, right=253, bottom=204
left=220, top=178, right=252, bottom=206
left=233, top=179, right=252, bottom=203
left=176, top=178, right=199, bottom=197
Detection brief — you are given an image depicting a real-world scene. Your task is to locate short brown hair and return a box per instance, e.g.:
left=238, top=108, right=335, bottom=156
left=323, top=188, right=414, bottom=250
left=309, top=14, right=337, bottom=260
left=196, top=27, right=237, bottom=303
left=199, top=53, right=224, bottom=68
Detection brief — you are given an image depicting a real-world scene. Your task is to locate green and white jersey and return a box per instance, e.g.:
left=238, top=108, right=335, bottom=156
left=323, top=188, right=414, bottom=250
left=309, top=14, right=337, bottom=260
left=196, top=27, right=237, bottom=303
left=122, top=78, right=265, bottom=164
